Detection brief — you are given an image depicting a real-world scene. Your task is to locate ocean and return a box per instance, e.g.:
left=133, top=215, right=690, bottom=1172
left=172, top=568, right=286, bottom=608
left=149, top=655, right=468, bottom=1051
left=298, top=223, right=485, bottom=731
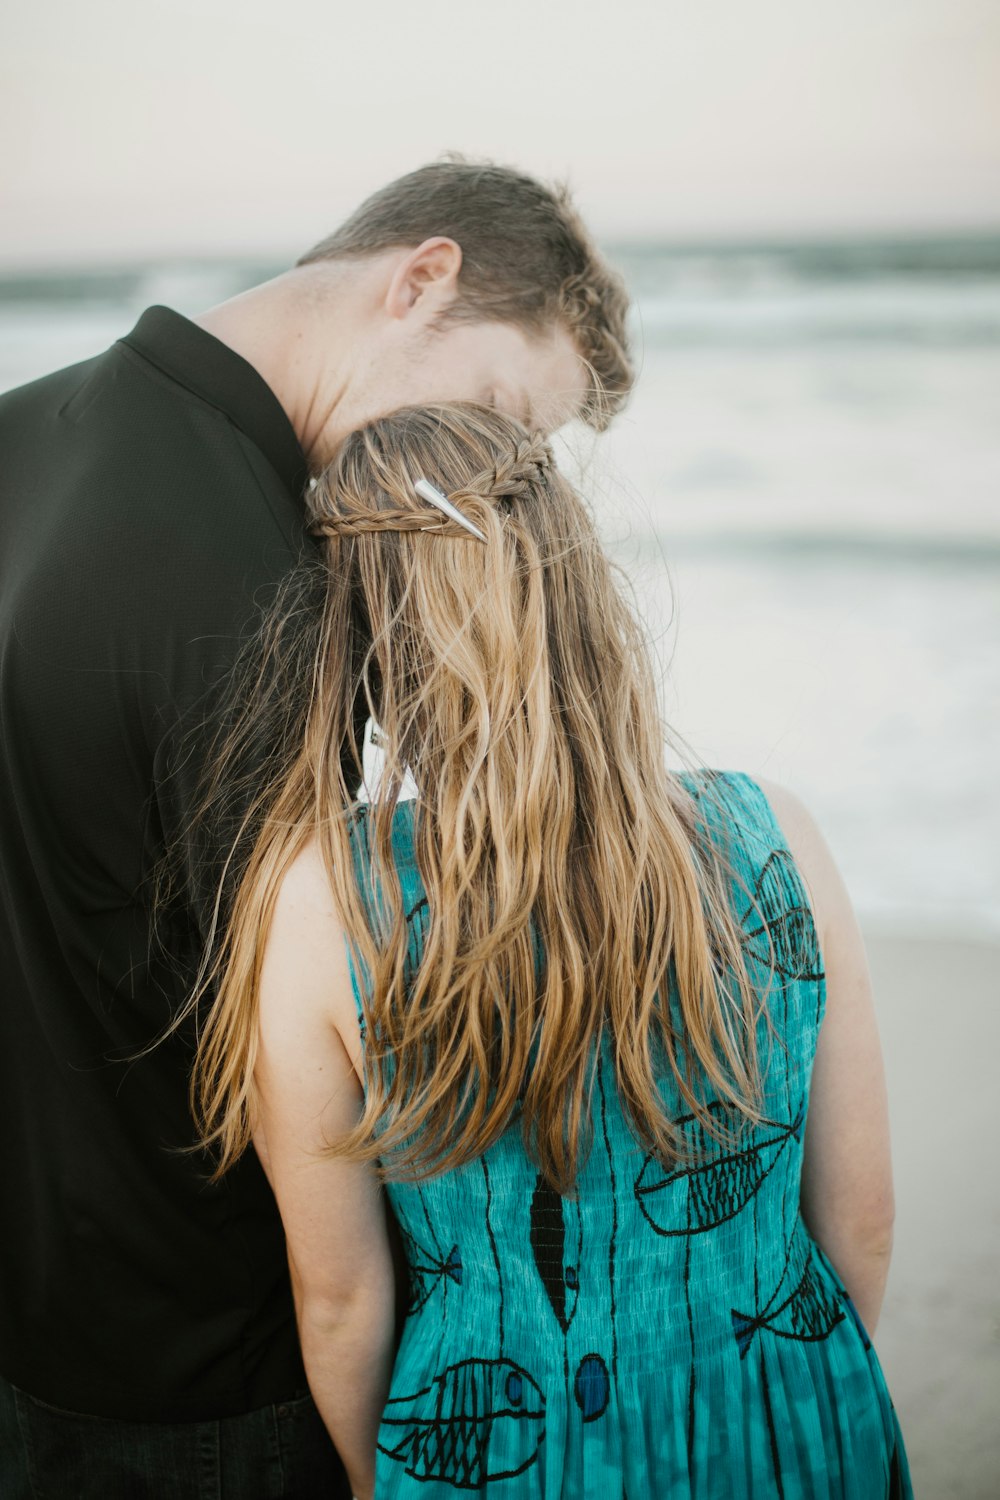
left=2, top=233, right=998, bottom=939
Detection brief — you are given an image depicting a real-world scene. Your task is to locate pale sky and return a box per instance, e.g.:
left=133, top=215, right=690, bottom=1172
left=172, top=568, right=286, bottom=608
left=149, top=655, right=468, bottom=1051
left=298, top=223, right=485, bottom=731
left=2, top=0, right=998, bottom=265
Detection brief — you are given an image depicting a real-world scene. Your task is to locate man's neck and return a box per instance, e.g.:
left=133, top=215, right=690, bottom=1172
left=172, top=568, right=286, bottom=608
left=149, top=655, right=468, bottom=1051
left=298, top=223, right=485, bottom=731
left=193, top=265, right=353, bottom=470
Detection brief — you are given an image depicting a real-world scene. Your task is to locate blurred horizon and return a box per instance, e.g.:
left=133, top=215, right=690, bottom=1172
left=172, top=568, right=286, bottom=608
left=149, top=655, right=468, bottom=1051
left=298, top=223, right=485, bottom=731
left=0, top=223, right=999, bottom=279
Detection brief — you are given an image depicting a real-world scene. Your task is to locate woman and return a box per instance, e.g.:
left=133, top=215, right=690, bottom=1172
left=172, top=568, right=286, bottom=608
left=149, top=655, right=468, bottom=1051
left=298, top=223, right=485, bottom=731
left=170, top=403, right=913, bottom=1497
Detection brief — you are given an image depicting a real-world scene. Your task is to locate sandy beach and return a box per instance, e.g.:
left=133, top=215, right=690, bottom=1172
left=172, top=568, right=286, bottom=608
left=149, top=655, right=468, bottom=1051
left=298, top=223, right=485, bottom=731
left=863, top=929, right=999, bottom=1498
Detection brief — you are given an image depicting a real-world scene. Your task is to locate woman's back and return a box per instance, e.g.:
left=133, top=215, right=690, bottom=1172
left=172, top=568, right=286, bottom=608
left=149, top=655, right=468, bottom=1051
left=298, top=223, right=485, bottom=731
left=186, top=403, right=913, bottom=1498
left=349, top=770, right=911, bottom=1499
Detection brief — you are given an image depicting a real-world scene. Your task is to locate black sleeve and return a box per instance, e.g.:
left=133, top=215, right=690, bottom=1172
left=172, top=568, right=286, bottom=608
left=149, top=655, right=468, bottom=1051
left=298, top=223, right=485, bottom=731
left=147, top=552, right=329, bottom=953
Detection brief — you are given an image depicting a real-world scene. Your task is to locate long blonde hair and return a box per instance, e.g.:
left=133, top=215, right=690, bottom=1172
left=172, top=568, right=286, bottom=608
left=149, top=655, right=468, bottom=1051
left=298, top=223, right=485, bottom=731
left=162, top=402, right=780, bottom=1194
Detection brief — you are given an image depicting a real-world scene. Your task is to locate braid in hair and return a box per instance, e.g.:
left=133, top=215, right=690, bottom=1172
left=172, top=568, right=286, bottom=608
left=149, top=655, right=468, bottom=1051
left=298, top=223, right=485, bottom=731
left=449, top=435, right=554, bottom=508
left=311, top=509, right=455, bottom=540
left=312, top=431, right=555, bottom=542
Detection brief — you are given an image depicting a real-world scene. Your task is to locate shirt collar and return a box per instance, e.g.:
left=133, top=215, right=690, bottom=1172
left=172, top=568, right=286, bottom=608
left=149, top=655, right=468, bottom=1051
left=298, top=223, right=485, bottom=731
left=119, top=305, right=309, bottom=497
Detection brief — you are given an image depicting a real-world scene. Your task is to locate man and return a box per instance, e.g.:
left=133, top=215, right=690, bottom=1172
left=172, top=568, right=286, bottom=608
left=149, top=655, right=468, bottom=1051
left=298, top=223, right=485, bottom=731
left=0, top=158, right=633, bottom=1497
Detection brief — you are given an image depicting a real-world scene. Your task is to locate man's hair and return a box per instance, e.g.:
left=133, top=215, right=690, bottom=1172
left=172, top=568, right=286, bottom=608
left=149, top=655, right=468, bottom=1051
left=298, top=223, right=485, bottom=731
left=296, top=157, right=634, bottom=430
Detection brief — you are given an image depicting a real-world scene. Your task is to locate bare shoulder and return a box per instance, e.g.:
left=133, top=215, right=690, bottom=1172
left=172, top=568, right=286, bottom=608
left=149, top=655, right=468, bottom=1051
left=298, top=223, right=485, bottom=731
left=274, top=836, right=341, bottom=924
left=259, top=836, right=360, bottom=1051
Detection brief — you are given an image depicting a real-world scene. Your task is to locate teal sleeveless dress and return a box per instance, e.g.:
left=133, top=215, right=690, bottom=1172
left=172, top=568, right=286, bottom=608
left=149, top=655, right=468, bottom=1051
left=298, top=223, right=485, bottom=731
left=346, top=770, right=914, bottom=1498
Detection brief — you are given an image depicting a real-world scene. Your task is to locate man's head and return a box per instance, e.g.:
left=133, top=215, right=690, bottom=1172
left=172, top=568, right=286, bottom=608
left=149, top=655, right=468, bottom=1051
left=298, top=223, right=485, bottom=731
left=293, top=158, right=634, bottom=456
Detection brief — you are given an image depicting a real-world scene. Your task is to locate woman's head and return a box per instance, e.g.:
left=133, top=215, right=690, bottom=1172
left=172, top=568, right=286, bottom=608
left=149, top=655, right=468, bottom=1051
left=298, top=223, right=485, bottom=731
left=176, top=402, right=776, bottom=1192
left=306, top=403, right=645, bottom=828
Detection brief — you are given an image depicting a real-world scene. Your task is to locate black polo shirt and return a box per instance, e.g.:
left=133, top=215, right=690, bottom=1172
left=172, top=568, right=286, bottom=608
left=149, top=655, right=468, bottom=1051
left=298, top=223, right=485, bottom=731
left=0, top=307, right=318, bottom=1420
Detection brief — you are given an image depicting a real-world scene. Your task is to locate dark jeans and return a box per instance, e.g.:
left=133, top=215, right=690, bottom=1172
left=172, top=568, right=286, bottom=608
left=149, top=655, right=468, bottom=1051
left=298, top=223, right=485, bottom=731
left=0, top=1370, right=351, bottom=1500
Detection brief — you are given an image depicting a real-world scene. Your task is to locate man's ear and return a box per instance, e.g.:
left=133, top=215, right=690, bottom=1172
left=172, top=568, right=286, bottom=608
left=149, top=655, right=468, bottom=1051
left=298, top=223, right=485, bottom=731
left=384, top=237, right=463, bottom=320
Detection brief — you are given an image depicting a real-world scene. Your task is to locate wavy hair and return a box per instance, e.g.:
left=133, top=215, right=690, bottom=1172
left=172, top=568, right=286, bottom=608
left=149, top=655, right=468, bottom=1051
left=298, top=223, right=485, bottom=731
left=158, top=403, right=781, bottom=1193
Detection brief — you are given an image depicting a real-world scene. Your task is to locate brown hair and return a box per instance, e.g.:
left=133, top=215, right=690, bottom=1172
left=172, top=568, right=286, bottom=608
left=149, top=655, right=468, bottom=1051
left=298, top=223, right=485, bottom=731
left=297, top=157, right=633, bottom=431
left=156, top=402, right=784, bottom=1195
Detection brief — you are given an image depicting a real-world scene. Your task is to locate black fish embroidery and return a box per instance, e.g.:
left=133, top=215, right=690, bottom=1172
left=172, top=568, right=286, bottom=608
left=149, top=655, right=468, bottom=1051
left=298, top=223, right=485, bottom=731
left=378, top=1358, right=546, bottom=1487
left=400, top=1225, right=462, bottom=1315
left=529, top=1174, right=582, bottom=1333
left=635, top=1101, right=804, bottom=1237
left=740, top=849, right=825, bottom=983
left=731, top=1246, right=845, bottom=1358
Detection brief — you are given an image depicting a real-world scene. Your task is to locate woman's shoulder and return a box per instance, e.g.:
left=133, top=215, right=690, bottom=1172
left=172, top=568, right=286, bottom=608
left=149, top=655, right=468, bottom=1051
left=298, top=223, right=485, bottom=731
left=691, top=768, right=841, bottom=949
left=675, top=768, right=831, bottom=940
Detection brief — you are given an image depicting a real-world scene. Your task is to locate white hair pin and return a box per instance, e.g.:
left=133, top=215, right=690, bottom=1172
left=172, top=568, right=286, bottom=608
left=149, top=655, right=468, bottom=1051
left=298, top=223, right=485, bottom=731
left=413, top=478, right=487, bottom=542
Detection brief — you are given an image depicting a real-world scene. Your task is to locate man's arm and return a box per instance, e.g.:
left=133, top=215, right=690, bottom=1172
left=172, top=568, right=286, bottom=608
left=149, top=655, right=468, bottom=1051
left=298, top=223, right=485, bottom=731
left=252, top=840, right=395, bottom=1500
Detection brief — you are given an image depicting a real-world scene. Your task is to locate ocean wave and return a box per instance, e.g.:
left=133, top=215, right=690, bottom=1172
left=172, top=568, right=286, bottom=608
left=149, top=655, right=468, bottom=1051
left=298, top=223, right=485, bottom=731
left=631, top=282, right=1000, bottom=347
left=3, top=233, right=999, bottom=351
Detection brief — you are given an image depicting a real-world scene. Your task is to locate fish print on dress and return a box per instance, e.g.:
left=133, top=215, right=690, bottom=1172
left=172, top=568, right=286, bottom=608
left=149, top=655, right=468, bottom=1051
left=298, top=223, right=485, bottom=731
left=377, top=1359, right=546, bottom=1488
left=528, top=1174, right=582, bottom=1334
left=732, top=1242, right=846, bottom=1359
left=527, top=1072, right=615, bottom=1435
left=740, top=848, right=825, bottom=986
left=347, top=776, right=913, bottom=1497
left=574, top=1353, right=611, bottom=1422
left=633, top=1099, right=806, bottom=1237
left=399, top=1223, right=463, bottom=1315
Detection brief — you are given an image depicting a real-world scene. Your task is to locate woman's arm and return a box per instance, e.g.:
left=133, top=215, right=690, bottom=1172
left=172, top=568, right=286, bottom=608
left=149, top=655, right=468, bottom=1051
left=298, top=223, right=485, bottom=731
left=251, top=840, right=394, bottom=1500
left=755, top=778, right=896, bottom=1339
